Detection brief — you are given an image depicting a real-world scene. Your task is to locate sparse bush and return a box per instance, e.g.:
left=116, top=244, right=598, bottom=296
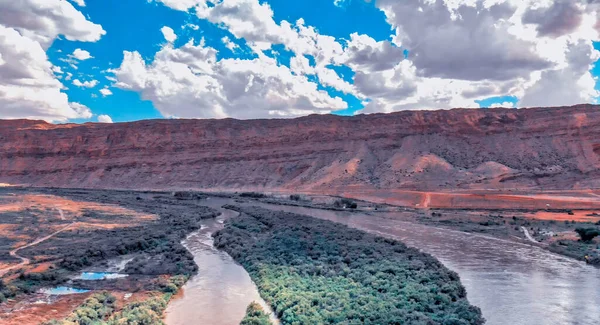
left=289, top=194, right=301, bottom=201
left=333, top=198, right=357, bottom=209
left=44, top=292, right=116, bottom=325
left=575, top=228, right=600, bottom=242
left=240, top=192, right=267, bottom=198
left=240, top=302, right=272, bottom=325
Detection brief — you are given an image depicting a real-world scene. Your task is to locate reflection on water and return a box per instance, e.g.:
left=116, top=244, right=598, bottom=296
left=241, top=202, right=600, bottom=325
left=164, top=198, right=277, bottom=325
left=41, top=287, right=89, bottom=295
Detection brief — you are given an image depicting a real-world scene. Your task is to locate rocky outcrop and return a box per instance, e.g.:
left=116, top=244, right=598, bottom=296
left=2, top=104, right=600, bottom=192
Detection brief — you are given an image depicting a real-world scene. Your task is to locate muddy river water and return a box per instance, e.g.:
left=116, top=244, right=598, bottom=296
left=166, top=198, right=600, bottom=325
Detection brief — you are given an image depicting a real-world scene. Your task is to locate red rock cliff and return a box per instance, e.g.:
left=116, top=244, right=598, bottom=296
left=2, top=104, right=600, bottom=192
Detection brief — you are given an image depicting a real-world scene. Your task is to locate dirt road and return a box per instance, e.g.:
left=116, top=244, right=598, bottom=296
left=521, top=226, right=539, bottom=243
left=0, top=222, right=75, bottom=277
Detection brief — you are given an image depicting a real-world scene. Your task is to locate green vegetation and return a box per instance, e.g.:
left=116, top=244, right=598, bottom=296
left=45, top=275, right=187, bottom=325
left=214, top=206, right=484, bottom=325
left=0, top=268, right=67, bottom=302
left=43, top=292, right=116, bottom=325
left=575, top=228, right=600, bottom=242
left=1, top=189, right=215, bottom=304
left=240, top=192, right=268, bottom=198
left=240, top=302, right=272, bottom=325
left=107, top=296, right=167, bottom=325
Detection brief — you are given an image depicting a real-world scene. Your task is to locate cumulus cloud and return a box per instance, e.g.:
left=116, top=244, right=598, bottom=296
left=97, top=114, right=113, bottom=123
left=0, top=0, right=105, bottom=122
left=522, top=0, right=583, bottom=38
left=70, top=102, right=93, bottom=119
left=363, top=0, right=600, bottom=111
left=100, top=87, right=113, bottom=97
left=152, top=0, right=363, bottom=108
left=161, top=26, right=177, bottom=43
left=134, top=0, right=600, bottom=117
left=111, top=39, right=346, bottom=119
left=73, top=79, right=99, bottom=88
left=520, top=40, right=600, bottom=107
left=71, top=49, right=92, bottom=60
left=71, top=0, right=85, bottom=7
left=0, top=0, right=105, bottom=48
left=343, top=33, right=405, bottom=72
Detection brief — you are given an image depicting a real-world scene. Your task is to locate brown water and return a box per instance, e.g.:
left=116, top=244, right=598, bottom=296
left=243, top=202, right=600, bottom=325
left=167, top=198, right=600, bottom=325
left=164, top=198, right=277, bottom=325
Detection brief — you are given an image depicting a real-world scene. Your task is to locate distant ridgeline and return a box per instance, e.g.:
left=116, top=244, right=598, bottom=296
left=3, top=105, right=600, bottom=192
left=214, top=206, right=485, bottom=325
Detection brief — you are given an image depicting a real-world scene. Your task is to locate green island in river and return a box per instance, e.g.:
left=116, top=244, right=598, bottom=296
left=214, top=205, right=484, bottom=325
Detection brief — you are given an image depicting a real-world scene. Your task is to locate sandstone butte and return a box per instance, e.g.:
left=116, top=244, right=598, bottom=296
left=3, top=104, right=600, bottom=210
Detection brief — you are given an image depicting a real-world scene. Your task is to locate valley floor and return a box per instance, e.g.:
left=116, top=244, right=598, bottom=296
left=0, top=187, right=598, bottom=324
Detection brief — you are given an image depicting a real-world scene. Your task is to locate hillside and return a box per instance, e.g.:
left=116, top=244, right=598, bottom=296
left=2, top=105, right=600, bottom=195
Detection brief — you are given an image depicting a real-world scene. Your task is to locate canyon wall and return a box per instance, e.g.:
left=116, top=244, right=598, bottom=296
left=2, top=104, right=600, bottom=193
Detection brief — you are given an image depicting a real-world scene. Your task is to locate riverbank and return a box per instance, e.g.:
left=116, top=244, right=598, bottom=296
left=231, top=192, right=600, bottom=266
left=2, top=187, right=599, bottom=325
left=0, top=188, right=217, bottom=324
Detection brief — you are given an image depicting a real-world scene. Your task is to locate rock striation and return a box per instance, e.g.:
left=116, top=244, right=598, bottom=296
left=2, top=104, right=600, bottom=193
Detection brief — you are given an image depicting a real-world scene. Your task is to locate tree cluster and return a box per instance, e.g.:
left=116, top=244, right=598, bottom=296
left=575, top=228, right=600, bottom=242
left=214, top=206, right=484, bottom=325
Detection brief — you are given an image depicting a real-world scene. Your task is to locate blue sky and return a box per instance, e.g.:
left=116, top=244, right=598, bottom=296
left=47, top=0, right=393, bottom=122
left=1, top=0, right=600, bottom=122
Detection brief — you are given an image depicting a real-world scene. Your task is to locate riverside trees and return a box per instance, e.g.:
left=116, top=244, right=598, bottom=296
left=214, top=206, right=484, bottom=325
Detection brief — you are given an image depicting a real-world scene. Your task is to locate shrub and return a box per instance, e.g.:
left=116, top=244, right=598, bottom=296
left=214, top=206, right=484, bottom=325
left=333, top=198, right=357, bottom=209
left=289, top=194, right=301, bottom=201
left=240, top=302, right=272, bottom=325
left=575, top=228, right=600, bottom=242
left=44, top=292, right=116, bottom=325
left=240, top=192, right=267, bottom=198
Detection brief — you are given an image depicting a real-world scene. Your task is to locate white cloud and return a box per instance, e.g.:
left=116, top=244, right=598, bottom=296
left=70, top=102, right=93, bottom=119
left=111, top=39, right=346, bottom=119
left=489, top=102, right=517, bottom=108
left=0, top=0, right=104, bottom=122
left=142, top=0, right=600, bottom=117
left=520, top=40, right=600, bottom=107
left=221, top=36, right=239, bottom=51
left=97, top=114, right=113, bottom=123
left=71, top=0, right=85, bottom=7
left=161, top=26, right=177, bottom=43
left=52, top=66, right=64, bottom=74
left=73, top=79, right=99, bottom=88
left=0, top=0, right=105, bottom=49
left=333, top=0, right=347, bottom=8
left=343, top=33, right=405, bottom=72
left=100, top=87, right=113, bottom=97
left=71, top=48, right=92, bottom=60
left=362, top=0, right=600, bottom=112
left=0, top=25, right=86, bottom=121
left=185, top=23, right=200, bottom=30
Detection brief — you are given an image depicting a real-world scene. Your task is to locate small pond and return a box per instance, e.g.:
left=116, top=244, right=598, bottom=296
left=41, top=287, right=90, bottom=295
left=76, top=272, right=128, bottom=280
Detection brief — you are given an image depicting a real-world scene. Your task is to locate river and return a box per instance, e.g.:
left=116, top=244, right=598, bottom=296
left=166, top=198, right=600, bottom=325
left=164, top=200, right=277, bottom=325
